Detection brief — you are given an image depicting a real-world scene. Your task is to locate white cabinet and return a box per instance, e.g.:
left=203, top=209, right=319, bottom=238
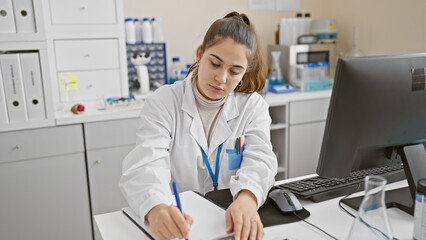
left=266, top=91, right=331, bottom=179
left=84, top=118, right=139, bottom=215
left=288, top=98, right=330, bottom=178
left=0, top=124, right=92, bottom=240
left=49, top=0, right=117, bottom=25
left=54, top=39, right=120, bottom=71
left=0, top=0, right=128, bottom=132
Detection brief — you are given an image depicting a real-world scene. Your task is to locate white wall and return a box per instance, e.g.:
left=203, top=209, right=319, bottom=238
left=321, top=0, right=426, bottom=56
left=123, top=0, right=426, bottom=69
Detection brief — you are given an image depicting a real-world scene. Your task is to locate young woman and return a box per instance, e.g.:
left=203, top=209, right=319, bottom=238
left=119, top=12, right=277, bottom=240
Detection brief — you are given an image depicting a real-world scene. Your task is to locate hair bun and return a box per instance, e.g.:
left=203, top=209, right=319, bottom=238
left=224, top=11, right=250, bottom=26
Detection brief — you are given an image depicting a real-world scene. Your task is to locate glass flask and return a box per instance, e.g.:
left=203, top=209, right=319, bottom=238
left=347, top=175, right=393, bottom=240
left=345, top=26, right=365, bottom=58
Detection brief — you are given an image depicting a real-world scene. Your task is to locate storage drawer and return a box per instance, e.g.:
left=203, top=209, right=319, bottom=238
left=84, top=118, right=139, bottom=150
left=58, top=69, right=121, bottom=101
left=289, top=98, right=330, bottom=125
left=49, top=0, right=117, bottom=25
left=55, top=39, right=119, bottom=71
left=0, top=124, right=84, bottom=163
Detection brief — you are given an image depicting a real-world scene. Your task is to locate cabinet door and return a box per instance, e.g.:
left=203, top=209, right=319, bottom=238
left=55, top=39, right=120, bottom=71
left=288, top=121, right=326, bottom=178
left=49, top=0, right=117, bottom=25
left=0, top=153, right=92, bottom=240
left=87, top=145, right=134, bottom=215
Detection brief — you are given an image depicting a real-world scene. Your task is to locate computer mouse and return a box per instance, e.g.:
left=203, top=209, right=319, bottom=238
left=269, top=188, right=303, bottom=214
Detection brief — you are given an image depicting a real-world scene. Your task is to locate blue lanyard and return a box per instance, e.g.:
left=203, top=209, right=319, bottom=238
left=200, top=143, right=223, bottom=191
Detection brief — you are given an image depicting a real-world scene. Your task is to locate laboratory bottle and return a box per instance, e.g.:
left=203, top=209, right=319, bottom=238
left=304, top=13, right=311, bottom=35
left=347, top=175, right=393, bottom=240
left=268, top=51, right=284, bottom=85
left=134, top=18, right=142, bottom=44
left=346, top=26, right=365, bottom=57
left=289, top=18, right=297, bottom=45
left=169, top=57, right=181, bottom=84
left=141, top=18, right=153, bottom=44
left=279, top=18, right=289, bottom=45
left=413, top=179, right=426, bottom=240
left=125, top=18, right=136, bottom=44
left=296, top=13, right=303, bottom=44
left=152, top=17, right=165, bottom=43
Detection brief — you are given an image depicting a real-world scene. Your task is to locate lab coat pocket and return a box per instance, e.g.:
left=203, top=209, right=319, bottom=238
left=226, top=145, right=244, bottom=170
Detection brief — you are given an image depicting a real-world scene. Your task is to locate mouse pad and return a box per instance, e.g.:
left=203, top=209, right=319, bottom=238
left=204, top=188, right=310, bottom=228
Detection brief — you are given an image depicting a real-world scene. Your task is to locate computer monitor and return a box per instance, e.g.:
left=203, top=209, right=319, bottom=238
left=316, top=53, right=426, bottom=214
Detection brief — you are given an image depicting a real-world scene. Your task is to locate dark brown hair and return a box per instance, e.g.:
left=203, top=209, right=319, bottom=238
left=187, top=12, right=267, bottom=93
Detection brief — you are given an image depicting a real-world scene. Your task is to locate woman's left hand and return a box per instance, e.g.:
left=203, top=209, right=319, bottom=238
left=225, top=190, right=263, bottom=240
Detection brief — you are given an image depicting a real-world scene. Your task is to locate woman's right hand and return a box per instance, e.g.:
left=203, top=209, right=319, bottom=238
left=146, top=204, right=194, bottom=240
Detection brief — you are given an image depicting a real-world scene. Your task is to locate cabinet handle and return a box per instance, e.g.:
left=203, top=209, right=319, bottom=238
left=95, top=160, right=100, bottom=164
left=84, top=53, right=91, bottom=57
left=14, top=145, right=20, bottom=150
left=80, top=5, right=86, bottom=10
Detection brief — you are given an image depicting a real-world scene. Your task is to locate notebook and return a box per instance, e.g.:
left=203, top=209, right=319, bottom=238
left=122, top=191, right=230, bottom=240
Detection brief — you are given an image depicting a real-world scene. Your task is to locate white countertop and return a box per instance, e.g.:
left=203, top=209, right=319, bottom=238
left=55, top=90, right=332, bottom=125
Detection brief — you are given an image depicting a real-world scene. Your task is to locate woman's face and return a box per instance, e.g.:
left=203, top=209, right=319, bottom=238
left=196, top=38, right=249, bottom=101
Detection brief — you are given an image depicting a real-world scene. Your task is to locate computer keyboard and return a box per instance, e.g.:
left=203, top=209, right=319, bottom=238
left=275, top=164, right=406, bottom=202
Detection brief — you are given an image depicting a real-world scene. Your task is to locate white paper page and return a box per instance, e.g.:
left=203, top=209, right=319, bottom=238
left=123, top=191, right=228, bottom=240
left=248, top=0, right=274, bottom=11
left=276, top=0, right=301, bottom=11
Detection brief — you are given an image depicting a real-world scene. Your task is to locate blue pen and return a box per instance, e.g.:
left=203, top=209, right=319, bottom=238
left=172, top=181, right=189, bottom=240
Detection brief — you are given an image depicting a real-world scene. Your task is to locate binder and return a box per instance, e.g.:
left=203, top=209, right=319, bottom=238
left=0, top=54, right=28, bottom=122
left=0, top=0, right=16, bottom=33
left=11, top=0, right=36, bottom=33
left=0, top=66, right=8, bottom=123
left=20, top=52, right=45, bottom=120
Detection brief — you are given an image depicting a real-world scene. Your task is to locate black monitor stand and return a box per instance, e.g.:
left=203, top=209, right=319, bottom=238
left=342, top=144, right=426, bottom=216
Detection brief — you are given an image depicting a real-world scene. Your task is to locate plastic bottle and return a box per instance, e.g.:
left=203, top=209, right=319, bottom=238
left=289, top=18, right=297, bottom=45
left=141, top=18, right=153, bottom=44
left=124, top=18, right=136, bottom=44
left=413, top=179, right=426, bottom=240
left=304, top=13, right=311, bottom=35
left=296, top=13, right=303, bottom=44
left=134, top=18, right=142, bottom=44
left=151, top=17, right=165, bottom=43
left=169, top=57, right=181, bottom=84
left=279, top=18, right=289, bottom=45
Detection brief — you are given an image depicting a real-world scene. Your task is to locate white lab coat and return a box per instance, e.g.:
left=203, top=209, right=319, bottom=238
left=119, top=75, right=277, bottom=219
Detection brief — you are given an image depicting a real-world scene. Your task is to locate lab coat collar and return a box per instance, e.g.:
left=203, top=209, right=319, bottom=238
left=181, top=73, right=240, bottom=157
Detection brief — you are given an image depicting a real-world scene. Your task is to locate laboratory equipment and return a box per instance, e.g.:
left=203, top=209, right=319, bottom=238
left=347, top=175, right=393, bottom=240
left=151, top=18, right=164, bottom=43
left=413, top=179, right=426, bottom=240
left=267, top=43, right=336, bottom=91
left=345, top=26, right=365, bottom=57
left=124, top=18, right=136, bottom=44
left=141, top=18, right=152, bottom=44
left=268, top=51, right=284, bottom=85
left=168, top=57, right=181, bottom=84
left=130, top=49, right=151, bottom=94
left=310, top=19, right=338, bottom=43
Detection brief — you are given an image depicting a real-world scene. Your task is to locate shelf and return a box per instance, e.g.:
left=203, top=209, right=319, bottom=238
left=270, top=123, right=287, bottom=130
left=0, top=33, right=46, bottom=43
left=55, top=108, right=140, bottom=125
left=0, top=119, right=55, bottom=133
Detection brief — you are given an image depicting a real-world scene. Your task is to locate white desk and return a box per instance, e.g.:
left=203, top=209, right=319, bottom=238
left=94, top=177, right=414, bottom=240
